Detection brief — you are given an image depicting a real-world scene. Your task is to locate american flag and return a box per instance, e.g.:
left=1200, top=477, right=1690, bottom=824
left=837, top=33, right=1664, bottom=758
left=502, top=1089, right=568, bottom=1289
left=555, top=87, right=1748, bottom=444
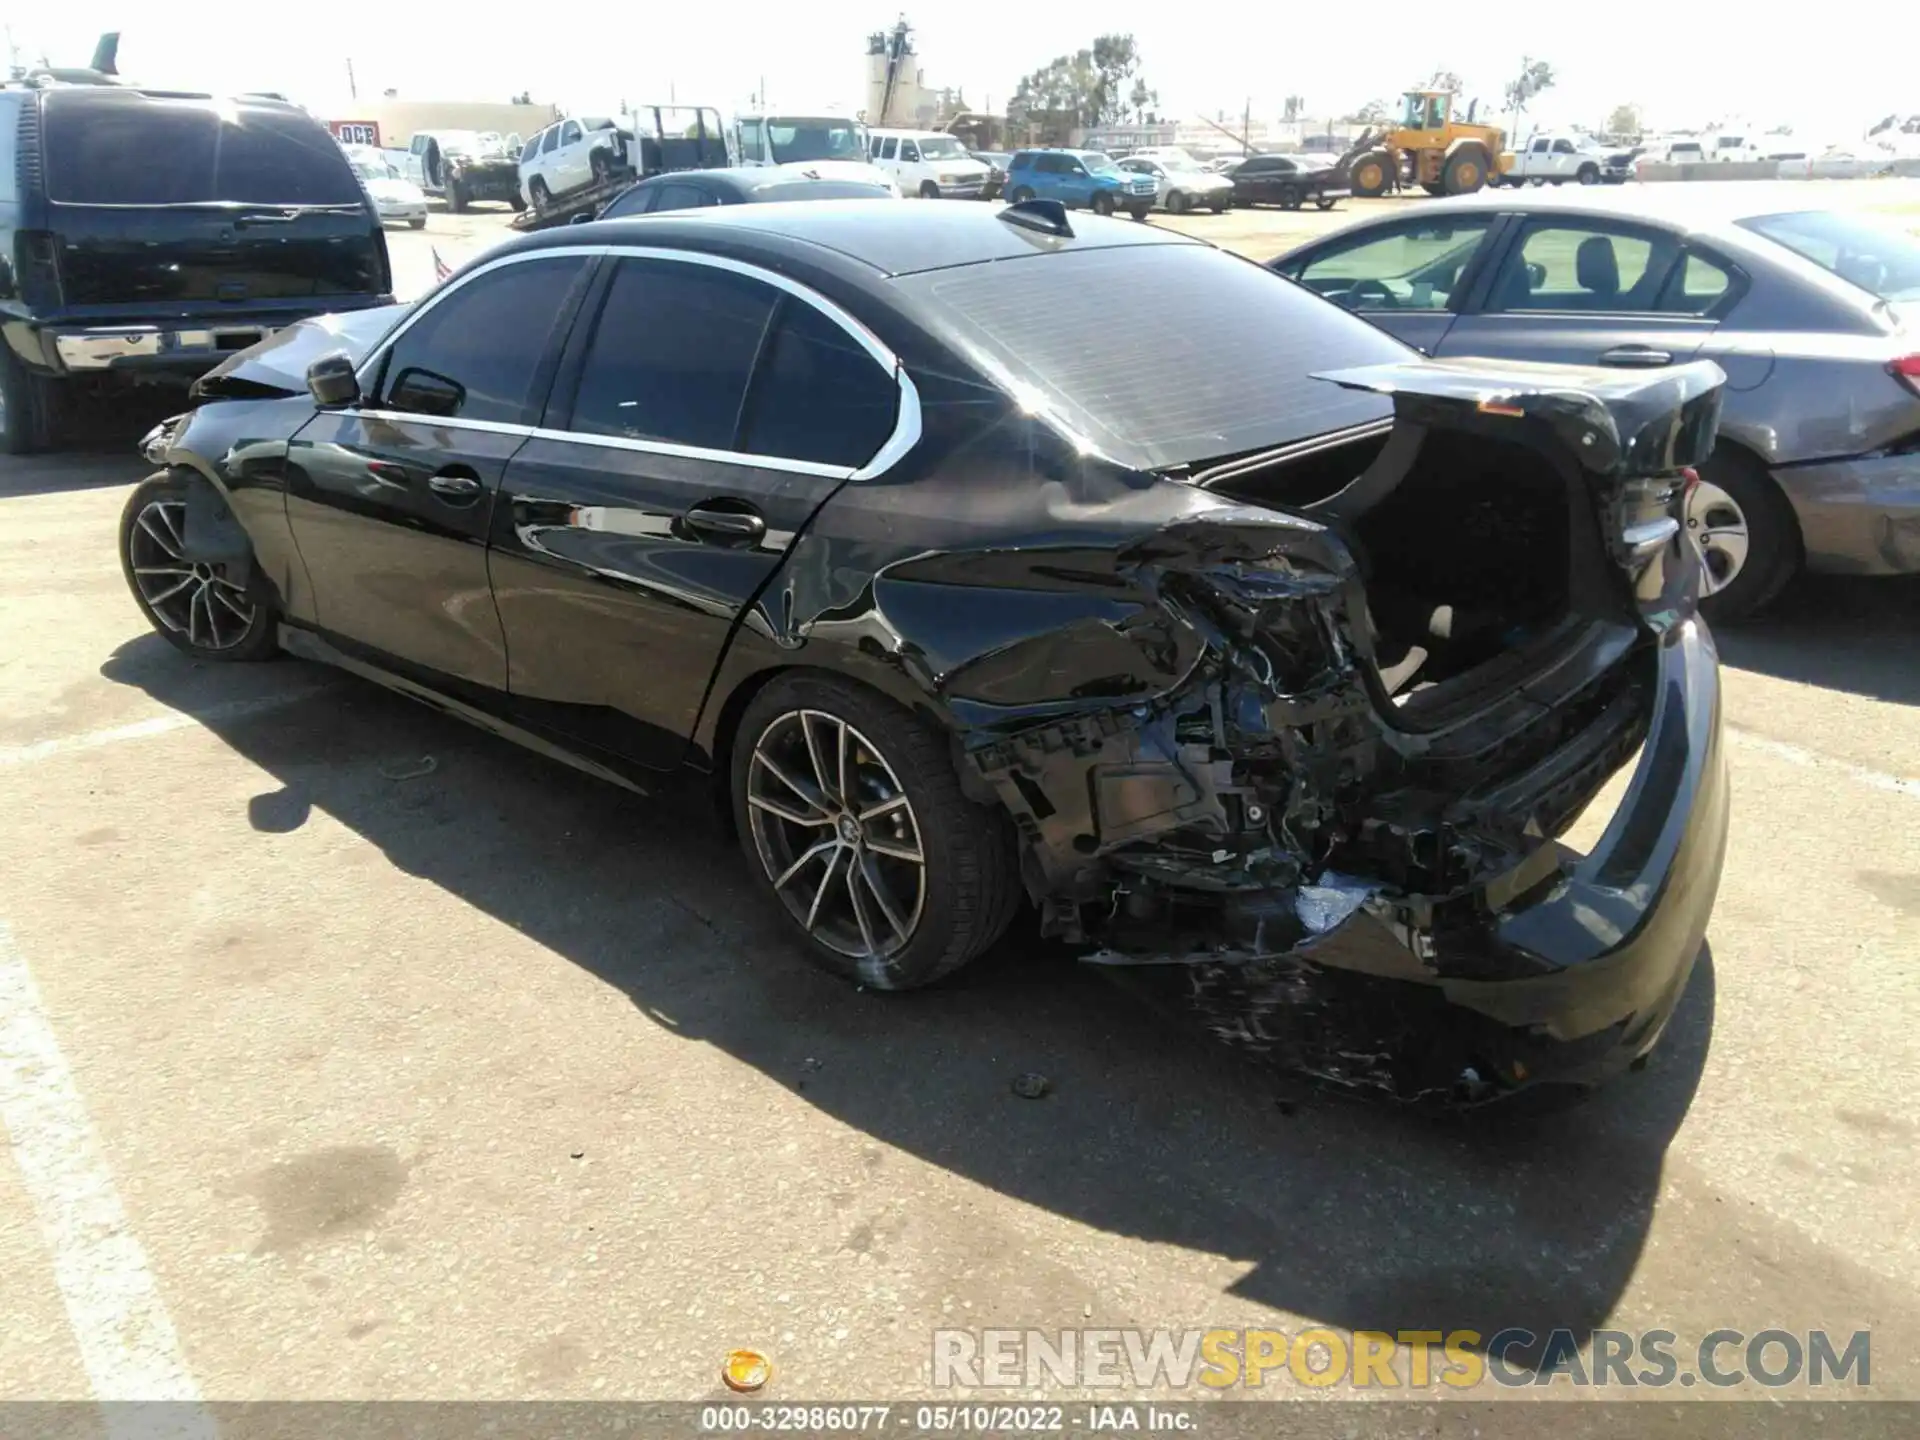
left=432, top=247, right=452, bottom=284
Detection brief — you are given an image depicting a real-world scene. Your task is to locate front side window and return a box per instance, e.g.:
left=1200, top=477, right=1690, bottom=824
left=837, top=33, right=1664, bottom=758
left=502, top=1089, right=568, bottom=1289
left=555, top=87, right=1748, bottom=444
left=541, top=127, right=560, bottom=155
left=561, top=121, right=582, bottom=146
left=1552, top=139, right=1576, bottom=155
left=1286, top=218, right=1496, bottom=312
left=521, top=135, right=542, bottom=163
left=737, top=118, right=764, bottom=159
left=1492, top=221, right=1680, bottom=312
left=740, top=301, right=897, bottom=468
left=567, top=259, right=777, bottom=451
left=378, top=257, right=588, bottom=423
left=900, top=142, right=921, bottom=163
left=918, top=136, right=965, bottom=159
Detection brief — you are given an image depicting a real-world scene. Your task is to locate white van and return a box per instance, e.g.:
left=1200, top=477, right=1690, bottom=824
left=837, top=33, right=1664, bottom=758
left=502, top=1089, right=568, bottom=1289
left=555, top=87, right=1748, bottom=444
left=866, top=129, right=991, bottom=199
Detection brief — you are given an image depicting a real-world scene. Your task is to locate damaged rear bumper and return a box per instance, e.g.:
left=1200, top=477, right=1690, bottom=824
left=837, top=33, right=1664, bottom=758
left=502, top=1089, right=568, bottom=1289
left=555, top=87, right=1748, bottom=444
left=1103, top=618, right=1727, bottom=1101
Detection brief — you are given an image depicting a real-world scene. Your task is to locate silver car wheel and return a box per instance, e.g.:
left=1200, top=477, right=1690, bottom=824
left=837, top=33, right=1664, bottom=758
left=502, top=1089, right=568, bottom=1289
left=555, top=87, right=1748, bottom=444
left=129, top=499, right=256, bottom=649
left=1685, top=478, right=1751, bottom=595
left=746, top=708, right=927, bottom=961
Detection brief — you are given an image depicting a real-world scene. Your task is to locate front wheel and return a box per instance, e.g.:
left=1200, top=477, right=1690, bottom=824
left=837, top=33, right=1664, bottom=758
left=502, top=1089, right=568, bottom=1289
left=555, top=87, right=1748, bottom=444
left=1128, top=206, right=1151, bottom=222
left=1577, top=164, right=1600, bottom=185
left=119, top=473, right=279, bottom=662
left=733, top=675, right=1020, bottom=990
left=528, top=176, right=551, bottom=212
left=446, top=176, right=469, bottom=212
left=1313, top=196, right=1338, bottom=210
left=590, top=149, right=614, bottom=185
left=407, top=216, right=427, bottom=229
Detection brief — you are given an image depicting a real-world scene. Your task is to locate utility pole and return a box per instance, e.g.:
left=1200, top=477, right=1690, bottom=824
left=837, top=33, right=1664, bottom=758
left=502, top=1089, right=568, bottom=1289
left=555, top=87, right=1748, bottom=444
left=345, top=56, right=357, bottom=101
left=1242, top=97, right=1250, bottom=156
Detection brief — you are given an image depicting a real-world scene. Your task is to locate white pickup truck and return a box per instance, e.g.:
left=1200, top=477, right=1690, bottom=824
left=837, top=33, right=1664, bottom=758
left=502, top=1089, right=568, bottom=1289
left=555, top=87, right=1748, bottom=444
left=384, top=130, right=525, bottom=212
left=1494, top=132, right=1614, bottom=186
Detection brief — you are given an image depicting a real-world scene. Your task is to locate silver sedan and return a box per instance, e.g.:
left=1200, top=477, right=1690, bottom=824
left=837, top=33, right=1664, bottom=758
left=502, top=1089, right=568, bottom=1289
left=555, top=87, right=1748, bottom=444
left=1270, top=185, right=1920, bottom=620
left=1116, top=157, right=1235, bottom=215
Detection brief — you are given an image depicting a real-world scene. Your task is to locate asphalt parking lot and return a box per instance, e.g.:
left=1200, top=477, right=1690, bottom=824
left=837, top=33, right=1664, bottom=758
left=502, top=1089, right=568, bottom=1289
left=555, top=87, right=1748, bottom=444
left=2, top=192, right=1919, bottom=1415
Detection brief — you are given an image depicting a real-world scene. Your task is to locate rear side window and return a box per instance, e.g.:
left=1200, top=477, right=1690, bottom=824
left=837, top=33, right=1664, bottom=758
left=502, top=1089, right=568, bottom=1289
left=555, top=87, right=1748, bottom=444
left=899, top=243, right=1404, bottom=470
left=43, top=96, right=361, bottom=205
left=378, top=256, right=588, bottom=424
left=598, top=183, right=653, bottom=219
left=740, top=301, right=897, bottom=467
left=648, top=183, right=714, bottom=212
left=567, top=259, right=776, bottom=450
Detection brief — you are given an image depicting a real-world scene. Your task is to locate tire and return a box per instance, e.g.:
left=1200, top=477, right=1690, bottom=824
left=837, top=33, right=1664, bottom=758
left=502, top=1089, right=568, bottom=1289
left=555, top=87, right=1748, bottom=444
left=446, top=176, right=468, bottom=213
left=0, top=345, right=59, bottom=455
left=919, top=180, right=942, bottom=200
left=508, top=192, right=527, bottom=213
left=1128, top=206, right=1151, bottom=222
left=732, top=674, right=1020, bottom=990
left=528, top=176, right=551, bottom=213
left=1313, top=196, right=1338, bottom=210
left=1442, top=146, right=1490, bottom=195
left=407, top=216, right=427, bottom=229
left=1009, top=186, right=1036, bottom=204
left=119, top=472, right=279, bottom=662
left=1277, top=184, right=1301, bottom=210
left=1092, top=191, right=1116, bottom=216
left=1350, top=152, right=1392, bottom=198
left=1419, top=181, right=1446, bottom=196
left=591, top=149, right=613, bottom=185
left=1577, top=164, right=1600, bottom=185
left=1691, top=447, right=1801, bottom=624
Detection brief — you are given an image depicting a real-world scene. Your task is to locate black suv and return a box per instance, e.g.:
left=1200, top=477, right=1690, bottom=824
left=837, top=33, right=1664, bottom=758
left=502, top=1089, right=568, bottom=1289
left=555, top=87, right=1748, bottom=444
left=0, top=86, right=394, bottom=452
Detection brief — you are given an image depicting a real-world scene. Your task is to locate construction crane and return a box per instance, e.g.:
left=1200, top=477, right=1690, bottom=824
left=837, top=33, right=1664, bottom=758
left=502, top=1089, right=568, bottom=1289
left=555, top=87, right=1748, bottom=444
left=871, top=16, right=912, bottom=128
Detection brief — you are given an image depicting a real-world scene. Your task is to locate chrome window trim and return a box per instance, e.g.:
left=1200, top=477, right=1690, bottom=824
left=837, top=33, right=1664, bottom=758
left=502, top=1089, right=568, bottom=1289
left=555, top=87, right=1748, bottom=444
left=358, top=243, right=918, bottom=481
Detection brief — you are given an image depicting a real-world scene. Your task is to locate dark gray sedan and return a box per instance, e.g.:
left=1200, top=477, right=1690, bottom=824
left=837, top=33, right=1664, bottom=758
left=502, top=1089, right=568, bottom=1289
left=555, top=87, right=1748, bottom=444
left=1271, top=186, right=1920, bottom=619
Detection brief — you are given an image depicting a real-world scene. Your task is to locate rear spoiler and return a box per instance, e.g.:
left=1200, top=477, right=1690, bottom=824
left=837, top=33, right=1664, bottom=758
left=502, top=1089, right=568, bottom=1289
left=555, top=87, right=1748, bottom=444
left=1314, top=356, right=1725, bottom=478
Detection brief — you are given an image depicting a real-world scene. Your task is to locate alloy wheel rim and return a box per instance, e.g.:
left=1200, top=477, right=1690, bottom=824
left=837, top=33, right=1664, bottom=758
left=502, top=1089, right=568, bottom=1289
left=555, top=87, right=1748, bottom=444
left=746, top=708, right=926, bottom=962
left=1685, top=478, right=1750, bottom=595
left=129, top=499, right=257, bottom=649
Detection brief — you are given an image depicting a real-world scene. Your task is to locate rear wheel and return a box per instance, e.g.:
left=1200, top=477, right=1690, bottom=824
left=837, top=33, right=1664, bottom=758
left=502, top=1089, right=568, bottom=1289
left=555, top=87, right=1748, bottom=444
left=1092, top=191, right=1116, bottom=216
left=1165, top=190, right=1188, bottom=214
left=1350, top=152, right=1392, bottom=197
left=407, top=216, right=427, bottom=229
left=732, top=675, right=1020, bottom=990
left=1277, top=184, right=1301, bottom=210
left=119, top=473, right=278, bottom=662
left=446, top=175, right=469, bottom=212
left=1009, top=185, right=1036, bottom=204
left=1691, top=448, right=1801, bottom=623
left=1313, top=196, right=1339, bottom=210
left=0, top=346, right=59, bottom=455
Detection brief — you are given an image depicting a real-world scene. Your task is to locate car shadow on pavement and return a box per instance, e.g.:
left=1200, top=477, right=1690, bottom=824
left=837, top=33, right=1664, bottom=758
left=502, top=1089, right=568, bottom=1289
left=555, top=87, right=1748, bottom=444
left=1714, top=571, right=1920, bottom=706
left=103, top=636, right=1713, bottom=1358
left=0, top=389, right=175, bottom=498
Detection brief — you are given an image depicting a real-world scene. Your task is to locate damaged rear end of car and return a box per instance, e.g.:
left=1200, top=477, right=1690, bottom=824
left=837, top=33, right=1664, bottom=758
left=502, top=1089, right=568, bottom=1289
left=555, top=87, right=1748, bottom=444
left=958, top=357, right=1730, bottom=1102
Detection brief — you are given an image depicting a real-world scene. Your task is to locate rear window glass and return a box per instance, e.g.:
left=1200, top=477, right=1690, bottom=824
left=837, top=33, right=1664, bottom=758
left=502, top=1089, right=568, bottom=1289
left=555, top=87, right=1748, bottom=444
left=44, top=96, right=362, bottom=206
left=895, top=244, right=1402, bottom=470
left=1741, top=210, right=1920, bottom=303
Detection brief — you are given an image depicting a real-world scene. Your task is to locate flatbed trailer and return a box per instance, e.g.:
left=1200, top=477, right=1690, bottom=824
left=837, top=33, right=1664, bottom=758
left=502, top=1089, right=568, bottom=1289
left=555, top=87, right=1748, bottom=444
left=509, top=172, right=633, bottom=230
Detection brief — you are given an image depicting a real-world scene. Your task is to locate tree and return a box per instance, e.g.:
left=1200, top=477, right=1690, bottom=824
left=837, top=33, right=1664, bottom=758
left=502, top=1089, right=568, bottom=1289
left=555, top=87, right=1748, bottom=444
left=1343, top=98, right=1390, bottom=126
left=1418, top=68, right=1464, bottom=95
left=1504, top=58, right=1556, bottom=133
left=1011, top=32, right=1146, bottom=134
left=1607, top=103, right=1642, bottom=138
left=1128, top=77, right=1157, bottom=124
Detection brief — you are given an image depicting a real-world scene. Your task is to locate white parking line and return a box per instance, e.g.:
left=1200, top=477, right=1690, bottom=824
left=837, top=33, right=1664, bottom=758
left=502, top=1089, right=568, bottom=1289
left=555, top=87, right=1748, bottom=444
left=0, top=922, right=215, bottom=1433
left=1729, top=726, right=1920, bottom=801
left=0, top=690, right=323, bottom=769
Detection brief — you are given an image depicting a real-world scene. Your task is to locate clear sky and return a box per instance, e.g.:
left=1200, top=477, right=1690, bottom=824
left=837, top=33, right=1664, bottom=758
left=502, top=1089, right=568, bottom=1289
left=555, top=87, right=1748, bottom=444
left=6, top=2, right=1911, bottom=142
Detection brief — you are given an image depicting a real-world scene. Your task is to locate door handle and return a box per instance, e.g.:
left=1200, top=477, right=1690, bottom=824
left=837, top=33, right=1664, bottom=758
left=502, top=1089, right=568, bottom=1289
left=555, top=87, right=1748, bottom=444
left=1598, top=345, right=1674, bottom=368
left=683, top=504, right=766, bottom=545
left=427, top=469, right=483, bottom=502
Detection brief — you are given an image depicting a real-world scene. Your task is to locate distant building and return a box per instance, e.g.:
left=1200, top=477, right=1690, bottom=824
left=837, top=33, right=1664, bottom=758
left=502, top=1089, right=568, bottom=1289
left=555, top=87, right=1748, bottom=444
left=316, top=98, right=560, bottom=152
left=866, top=19, right=958, bottom=129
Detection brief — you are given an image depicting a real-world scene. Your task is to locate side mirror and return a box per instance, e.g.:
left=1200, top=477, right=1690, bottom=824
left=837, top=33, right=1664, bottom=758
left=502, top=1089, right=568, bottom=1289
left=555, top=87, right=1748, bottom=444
left=307, top=353, right=360, bottom=408
left=570, top=212, right=593, bottom=225
left=388, top=366, right=465, bottom=418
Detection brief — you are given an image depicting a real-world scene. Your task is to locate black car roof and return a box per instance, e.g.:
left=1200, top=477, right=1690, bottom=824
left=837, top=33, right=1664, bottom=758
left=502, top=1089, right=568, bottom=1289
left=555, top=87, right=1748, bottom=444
left=38, top=86, right=312, bottom=119
left=516, top=198, right=1195, bottom=278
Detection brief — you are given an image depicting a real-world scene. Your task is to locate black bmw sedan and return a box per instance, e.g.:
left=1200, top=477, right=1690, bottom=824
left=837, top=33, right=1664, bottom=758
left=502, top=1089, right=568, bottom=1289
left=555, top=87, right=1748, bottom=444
left=125, top=200, right=1729, bottom=1101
